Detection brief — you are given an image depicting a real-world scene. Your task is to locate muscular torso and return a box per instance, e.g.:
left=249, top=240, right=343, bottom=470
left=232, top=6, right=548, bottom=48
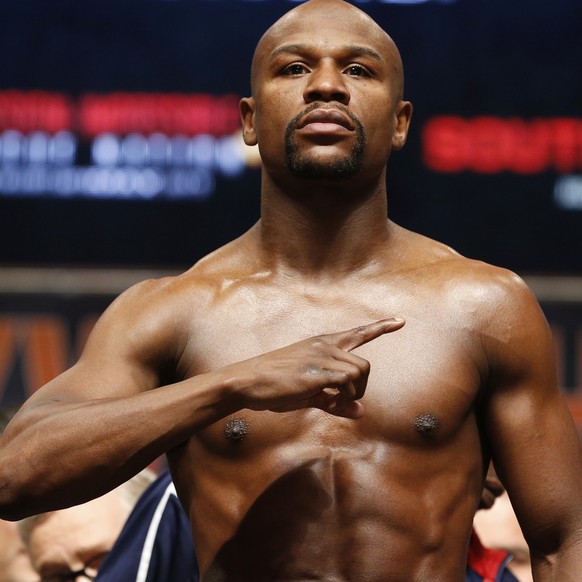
left=160, top=229, right=496, bottom=581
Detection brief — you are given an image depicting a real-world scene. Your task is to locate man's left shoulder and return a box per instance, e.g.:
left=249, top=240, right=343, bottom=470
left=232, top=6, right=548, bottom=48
left=442, top=260, right=552, bottom=361
left=425, top=256, right=547, bottom=343
left=397, top=226, right=530, bottom=299
left=391, top=225, right=540, bottom=319
left=436, top=255, right=535, bottom=307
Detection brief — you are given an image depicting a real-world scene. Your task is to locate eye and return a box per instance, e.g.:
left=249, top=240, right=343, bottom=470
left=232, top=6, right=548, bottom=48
left=282, top=63, right=308, bottom=76
left=344, top=64, right=371, bottom=77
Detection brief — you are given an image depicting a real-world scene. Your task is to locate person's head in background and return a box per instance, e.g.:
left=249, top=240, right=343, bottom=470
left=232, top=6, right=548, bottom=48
left=0, top=519, right=38, bottom=582
left=474, top=464, right=533, bottom=582
left=0, top=407, right=38, bottom=582
left=19, top=469, right=156, bottom=582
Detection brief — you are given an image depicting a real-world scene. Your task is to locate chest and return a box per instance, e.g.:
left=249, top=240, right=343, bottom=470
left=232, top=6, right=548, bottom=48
left=177, top=288, right=485, bottom=452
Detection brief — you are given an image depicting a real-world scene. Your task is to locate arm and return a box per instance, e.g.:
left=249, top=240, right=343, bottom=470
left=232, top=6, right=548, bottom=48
left=482, top=272, right=582, bottom=580
left=0, top=277, right=404, bottom=520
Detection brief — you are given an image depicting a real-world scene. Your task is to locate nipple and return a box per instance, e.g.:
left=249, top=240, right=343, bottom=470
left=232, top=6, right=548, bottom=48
left=414, top=413, right=440, bottom=437
left=224, top=418, right=250, bottom=443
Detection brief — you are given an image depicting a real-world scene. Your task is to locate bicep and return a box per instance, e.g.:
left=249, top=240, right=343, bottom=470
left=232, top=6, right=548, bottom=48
left=483, top=285, right=582, bottom=552
left=21, top=282, right=178, bottom=409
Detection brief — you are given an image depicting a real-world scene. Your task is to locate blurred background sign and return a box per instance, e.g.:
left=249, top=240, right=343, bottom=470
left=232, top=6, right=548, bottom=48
left=0, top=0, right=579, bottom=272
left=0, top=0, right=581, bottom=416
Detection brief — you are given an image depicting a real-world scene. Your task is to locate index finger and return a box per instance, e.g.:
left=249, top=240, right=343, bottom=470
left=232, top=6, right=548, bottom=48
left=330, top=318, right=405, bottom=352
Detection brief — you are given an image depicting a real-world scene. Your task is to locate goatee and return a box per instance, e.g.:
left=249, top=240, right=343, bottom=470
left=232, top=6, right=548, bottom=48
left=284, top=104, right=366, bottom=180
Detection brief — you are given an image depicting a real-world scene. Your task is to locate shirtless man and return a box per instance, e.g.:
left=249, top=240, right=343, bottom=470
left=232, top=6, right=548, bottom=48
left=1, top=1, right=582, bottom=580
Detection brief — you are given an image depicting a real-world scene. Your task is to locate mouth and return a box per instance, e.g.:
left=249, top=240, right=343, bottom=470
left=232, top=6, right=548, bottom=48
left=297, top=107, right=355, bottom=133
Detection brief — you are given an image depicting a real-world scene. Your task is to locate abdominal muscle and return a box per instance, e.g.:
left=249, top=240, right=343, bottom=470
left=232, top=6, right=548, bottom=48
left=173, top=437, right=476, bottom=582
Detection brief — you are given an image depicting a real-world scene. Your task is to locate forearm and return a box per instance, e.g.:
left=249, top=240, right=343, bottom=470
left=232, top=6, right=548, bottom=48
left=0, top=370, right=238, bottom=520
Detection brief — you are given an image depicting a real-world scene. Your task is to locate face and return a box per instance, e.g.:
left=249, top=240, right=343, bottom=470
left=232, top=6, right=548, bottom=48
left=478, top=464, right=504, bottom=510
left=240, top=0, right=412, bottom=184
left=27, top=491, right=130, bottom=582
left=0, top=520, right=37, bottom=582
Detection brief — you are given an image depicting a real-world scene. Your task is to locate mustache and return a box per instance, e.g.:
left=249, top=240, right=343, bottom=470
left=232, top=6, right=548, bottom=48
left=286, top=102, right=364, bottom=135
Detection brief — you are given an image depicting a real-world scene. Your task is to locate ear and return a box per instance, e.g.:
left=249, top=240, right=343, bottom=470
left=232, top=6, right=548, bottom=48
left=391, top=100, right=413, bottom=150
left=240, top=97, right=257, bottom=146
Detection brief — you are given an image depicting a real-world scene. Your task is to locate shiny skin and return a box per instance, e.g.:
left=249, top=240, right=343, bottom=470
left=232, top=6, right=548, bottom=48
left=1, top=1, right=582, bottom=581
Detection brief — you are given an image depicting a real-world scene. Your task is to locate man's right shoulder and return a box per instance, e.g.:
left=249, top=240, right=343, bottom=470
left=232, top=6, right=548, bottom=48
left=111, top=270, right=221, bottom=321
left=80, top=266, right=230, bottom=370
left=109, top=236, right=258, bottom=321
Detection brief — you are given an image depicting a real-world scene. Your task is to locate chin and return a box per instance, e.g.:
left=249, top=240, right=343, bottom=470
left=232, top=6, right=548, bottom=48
left=286, top=153, right=363, bottom=181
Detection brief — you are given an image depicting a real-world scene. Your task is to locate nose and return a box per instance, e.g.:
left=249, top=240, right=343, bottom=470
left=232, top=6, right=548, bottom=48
left=303, top=61, right=350, bottom=105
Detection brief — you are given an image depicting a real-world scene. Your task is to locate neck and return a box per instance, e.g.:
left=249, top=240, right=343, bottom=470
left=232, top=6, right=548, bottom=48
left=257, top=174, right=392, bottom=280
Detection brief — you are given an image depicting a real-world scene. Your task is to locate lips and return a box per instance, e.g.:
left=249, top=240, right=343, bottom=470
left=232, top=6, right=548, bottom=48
left=297, top=108, right=355, bottom=131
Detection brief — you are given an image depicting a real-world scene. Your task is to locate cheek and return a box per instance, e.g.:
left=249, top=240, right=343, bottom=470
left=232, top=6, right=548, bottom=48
left=253, top=107, right=290, bottom=150
left=253, top=120, right=285, bottom=168
left=363, top=120, right=394, bottom=155
left=353, top=89, right=394, bottom=132
left=254, top=84, right=302, bottom=127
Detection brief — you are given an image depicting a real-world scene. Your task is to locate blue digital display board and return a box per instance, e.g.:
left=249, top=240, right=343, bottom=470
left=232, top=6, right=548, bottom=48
left=0, top=0, right=580, bottom=273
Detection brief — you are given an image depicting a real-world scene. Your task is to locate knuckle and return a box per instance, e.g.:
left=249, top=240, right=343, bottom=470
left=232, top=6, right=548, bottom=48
left=352, top=325, right=370, bottom=341
left=303, top=364, right=323, bottom=377
left=310, top=338, right=328, bottom=350
left=336, top=371, right=350, bottom=383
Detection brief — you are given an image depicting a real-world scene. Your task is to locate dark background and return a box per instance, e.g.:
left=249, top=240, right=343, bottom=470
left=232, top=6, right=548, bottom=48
left=0, top=0, right=580, bottom=273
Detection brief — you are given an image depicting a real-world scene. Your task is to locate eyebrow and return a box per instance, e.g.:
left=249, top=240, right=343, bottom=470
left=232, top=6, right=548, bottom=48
left=270, top=43, right=383, bottom=62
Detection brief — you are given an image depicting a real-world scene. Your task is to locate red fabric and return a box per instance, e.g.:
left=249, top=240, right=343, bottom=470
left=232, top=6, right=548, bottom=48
left=467, top=529, right=511, bottom=582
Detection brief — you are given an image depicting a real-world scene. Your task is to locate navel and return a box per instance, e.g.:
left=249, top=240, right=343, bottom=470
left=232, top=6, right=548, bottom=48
left=414, top=413, right=440, bottom=437
left=224, top=417, right=250, bottom=443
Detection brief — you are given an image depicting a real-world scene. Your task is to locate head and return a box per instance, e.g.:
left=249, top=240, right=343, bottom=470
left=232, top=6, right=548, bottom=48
left=240, top=0, right=412, bottom=184
left=0, top=519, right=37, bottom=582
left=19, top=469, right=155, bottom=582
left=474, top=466, right=531, bottom=580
